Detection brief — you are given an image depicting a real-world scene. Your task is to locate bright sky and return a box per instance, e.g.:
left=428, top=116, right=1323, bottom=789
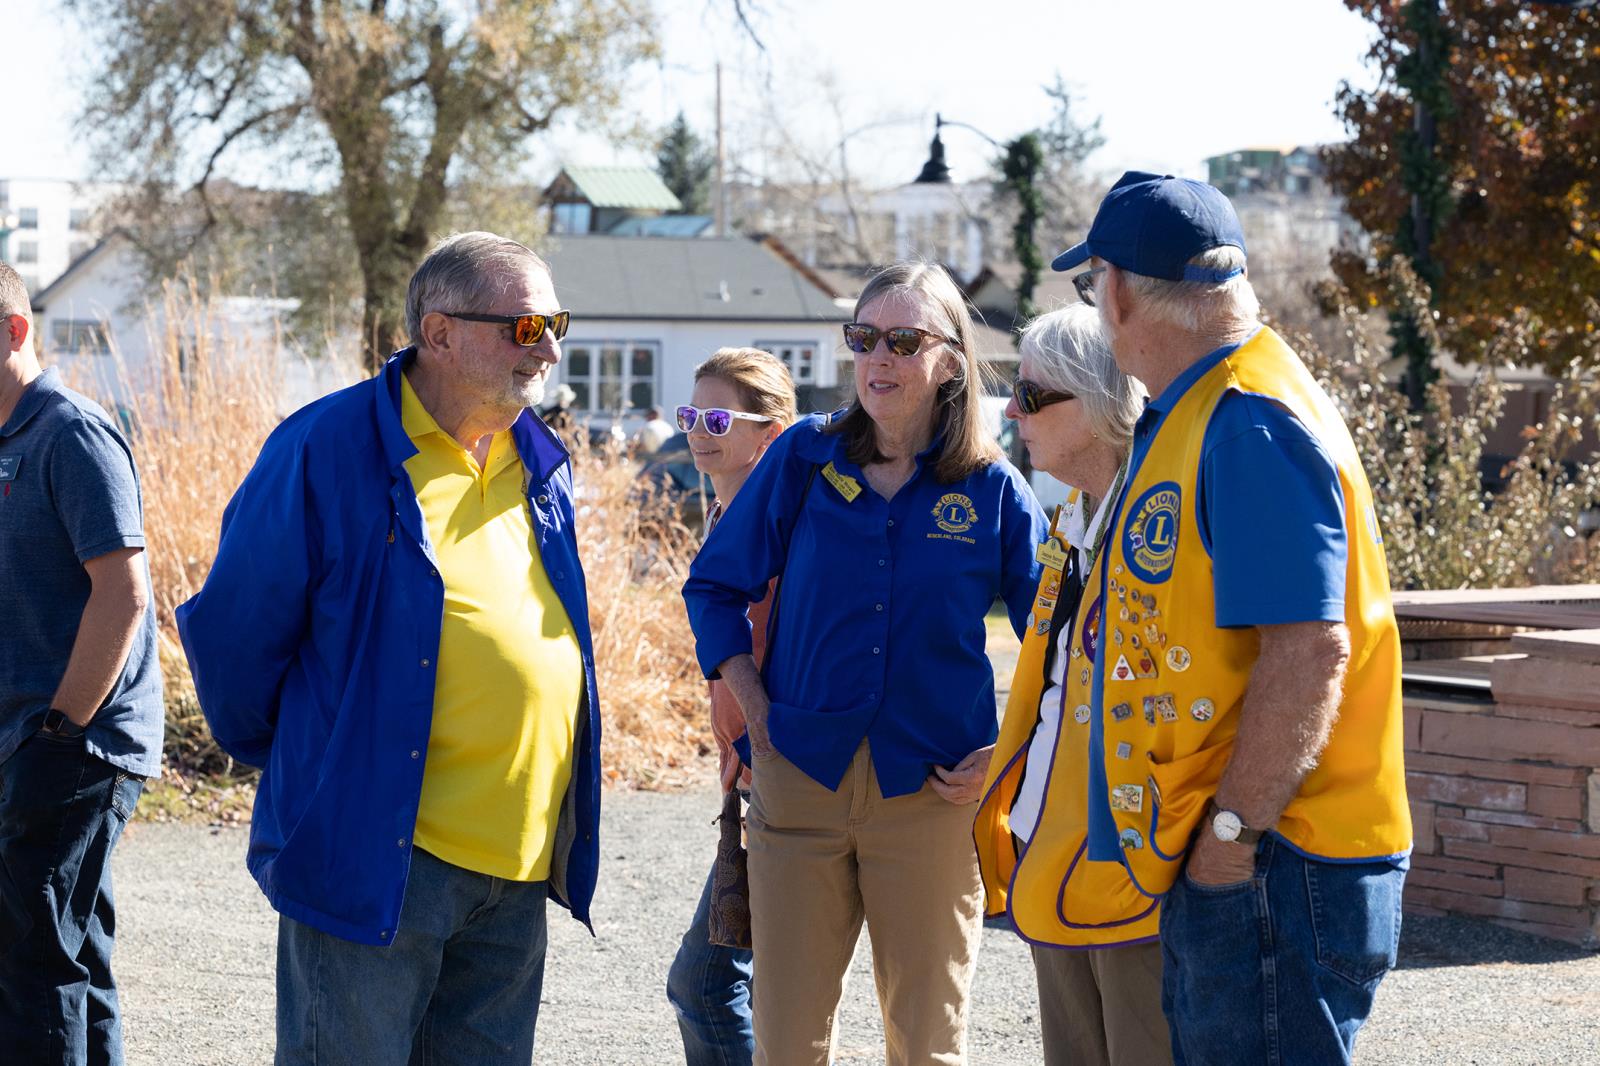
left=4, top=0, right=1383, bottom=189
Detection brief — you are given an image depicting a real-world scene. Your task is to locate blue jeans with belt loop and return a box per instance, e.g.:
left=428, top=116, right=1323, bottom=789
left=0, top=730, right=145, bottom=1066
left=1160, top=834, right=1408, bottom=1066
left=666, top=865, right=755, bottom=1066
left=275, top=846, right=549, bottom=1066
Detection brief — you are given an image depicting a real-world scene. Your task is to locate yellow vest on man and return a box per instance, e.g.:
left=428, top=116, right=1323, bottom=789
left=995, top=327, right=1411, bottom=940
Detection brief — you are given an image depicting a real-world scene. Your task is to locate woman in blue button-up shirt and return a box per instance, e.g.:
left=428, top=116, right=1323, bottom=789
left=684, top=263, right=1046, bottom=1065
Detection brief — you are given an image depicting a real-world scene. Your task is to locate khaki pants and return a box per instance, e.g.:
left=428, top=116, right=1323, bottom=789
left=1030, top=940, right=1172, bottom=1066
left=746, top=743, right=983, bottom=1066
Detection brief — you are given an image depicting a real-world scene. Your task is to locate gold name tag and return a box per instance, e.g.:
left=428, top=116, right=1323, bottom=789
left=1035, top=538, right=1069, bottom=572
left=821, top=462, right=862, bottom=502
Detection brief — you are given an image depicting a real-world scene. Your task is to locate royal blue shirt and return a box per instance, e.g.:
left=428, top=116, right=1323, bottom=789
left=176, top=350, right=602, bottom=945
left=1086, top=330, right=1348, bottom=862
left=683, top=413, right=1047, bottom=798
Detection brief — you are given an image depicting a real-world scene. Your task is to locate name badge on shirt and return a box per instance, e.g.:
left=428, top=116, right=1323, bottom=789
left=1035, top=538, right=1069, bottom=573
left=0, top=456, right=18, bottom=481
left=821, top=462, right=862, bottom=502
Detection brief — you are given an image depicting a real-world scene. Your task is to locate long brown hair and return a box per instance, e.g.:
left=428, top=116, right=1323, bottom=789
left=694, top=347, right=798, bottom=429
left=826, top=262, right=1000, bottom=483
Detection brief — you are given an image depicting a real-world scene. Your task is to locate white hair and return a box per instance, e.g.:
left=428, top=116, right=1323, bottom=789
left=1115, top=246, right=1260, bottom=338
left=1018, top=303, right=1146, bottom=452
left=405, top=231, right=550, bottom=348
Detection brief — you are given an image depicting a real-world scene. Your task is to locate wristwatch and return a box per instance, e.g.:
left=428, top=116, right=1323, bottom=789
left=40, top=708, right=87, bottom=738
left=1207, top=801, right=1264, bottom=846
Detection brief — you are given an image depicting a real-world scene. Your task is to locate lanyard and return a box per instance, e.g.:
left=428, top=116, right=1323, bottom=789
left=1080, top=457, right=1130, bottom=577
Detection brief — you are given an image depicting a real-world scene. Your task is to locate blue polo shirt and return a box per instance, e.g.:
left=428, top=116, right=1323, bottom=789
left=683, top=413, right=1047, bottom=798
left=0, top=368, right=164, bottom=776
left=1085, top=331, right=1348, bottom=861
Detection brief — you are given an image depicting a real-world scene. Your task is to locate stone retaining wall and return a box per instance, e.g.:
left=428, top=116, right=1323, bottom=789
left=1404, top=629, right=1600, bottom=947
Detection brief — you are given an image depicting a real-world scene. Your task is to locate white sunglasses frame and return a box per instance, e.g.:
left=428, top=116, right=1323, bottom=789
left=675, top=405, right=774, bottom=436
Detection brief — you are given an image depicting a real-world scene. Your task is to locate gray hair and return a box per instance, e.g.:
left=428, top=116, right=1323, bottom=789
left=405, top=231, right=550, bottom=348
left=1116, top=246, right=1260, bottom=338
left=1018, top=303, right=1146, bottom=452
left=0, top=262, right=31, bottom=326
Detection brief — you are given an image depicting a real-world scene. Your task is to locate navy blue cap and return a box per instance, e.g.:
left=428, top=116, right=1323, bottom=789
left=1051, top=171, right=1247, bottom=282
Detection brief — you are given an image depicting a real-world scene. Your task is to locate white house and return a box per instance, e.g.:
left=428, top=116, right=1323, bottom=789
left=29, top=231, right=355, bottom=419
left=28, top=229, right=847, bottom=429
left=543, top=233, right=853, bottom=428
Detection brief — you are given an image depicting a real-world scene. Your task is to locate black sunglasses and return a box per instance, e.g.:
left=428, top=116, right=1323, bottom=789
left=842, top=323, right=962, bottom=359
left=441, top=309, right=571, bottom=345
left=1012, top=377, right=1075, bottom=415
left=1073, top=268, right=1105, bottom=307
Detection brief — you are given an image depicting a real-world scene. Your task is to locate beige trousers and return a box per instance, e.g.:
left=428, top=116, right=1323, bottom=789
left=746, top=743, right=983, bottom=1066
left=1030, top=940, right=1173, bottom=1066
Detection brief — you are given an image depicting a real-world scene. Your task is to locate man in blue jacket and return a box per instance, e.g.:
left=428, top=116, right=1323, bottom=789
left=178, top=232, right=602, bottom=1065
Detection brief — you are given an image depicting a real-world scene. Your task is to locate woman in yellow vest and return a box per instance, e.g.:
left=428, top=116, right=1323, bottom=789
left=976, top=304, right=1170, bottom=1066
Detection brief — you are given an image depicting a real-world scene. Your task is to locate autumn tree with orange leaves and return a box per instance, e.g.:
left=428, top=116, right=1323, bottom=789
left=1325, top=0, right=1600, bottom=374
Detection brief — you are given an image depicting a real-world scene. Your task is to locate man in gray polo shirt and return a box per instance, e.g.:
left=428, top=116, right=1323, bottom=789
left=0, top=261, right=162, bottom=1065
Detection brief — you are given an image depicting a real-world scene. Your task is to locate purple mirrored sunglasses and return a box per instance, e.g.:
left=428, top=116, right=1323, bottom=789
left=675, top=405, right=774, bottom=436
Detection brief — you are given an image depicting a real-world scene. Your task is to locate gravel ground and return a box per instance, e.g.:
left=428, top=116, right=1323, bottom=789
left=112, top=786, right=1600, bottom=1065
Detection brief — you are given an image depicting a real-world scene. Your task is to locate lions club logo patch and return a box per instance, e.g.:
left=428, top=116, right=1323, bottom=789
left=1122, top=482, right=1181, bottom=584
left=932, top=493, right=977, bottom=535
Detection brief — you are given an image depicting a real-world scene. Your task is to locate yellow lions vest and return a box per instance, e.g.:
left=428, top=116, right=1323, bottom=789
left=998, top=327, right=1410, bottom=937
left=975, top=494, right=1161, bottom=948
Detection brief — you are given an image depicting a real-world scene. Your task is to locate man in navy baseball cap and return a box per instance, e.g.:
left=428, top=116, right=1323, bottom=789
left=1051, top=170, right=1247, bottom=283
left=1036, top=168, right=1414, bottom=1066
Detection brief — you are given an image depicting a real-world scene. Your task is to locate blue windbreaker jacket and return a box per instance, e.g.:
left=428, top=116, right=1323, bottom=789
left=176, top=349, right=601, bottom=945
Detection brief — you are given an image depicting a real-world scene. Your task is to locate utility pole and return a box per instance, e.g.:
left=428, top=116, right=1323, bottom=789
left=714, top=62, right=727, bottom=238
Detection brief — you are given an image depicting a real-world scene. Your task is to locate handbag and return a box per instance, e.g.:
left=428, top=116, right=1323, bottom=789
left=705, top=462, right=821, bottom=951
left=707, top=787, right=752, bottom=949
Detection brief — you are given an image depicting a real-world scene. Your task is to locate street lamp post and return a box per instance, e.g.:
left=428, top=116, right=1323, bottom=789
left=916, top=115, right=1045, bottom=343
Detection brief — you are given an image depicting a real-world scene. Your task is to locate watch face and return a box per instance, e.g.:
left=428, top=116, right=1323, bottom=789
left=1213, top=809, right=1243, bottom=842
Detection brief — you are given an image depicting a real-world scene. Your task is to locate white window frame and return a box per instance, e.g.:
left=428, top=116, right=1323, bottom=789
left=755, top=340, right=824, bottom=387
left=52, top=318, right=112, bottom=356
left=562, top=339, right=661, bottom=414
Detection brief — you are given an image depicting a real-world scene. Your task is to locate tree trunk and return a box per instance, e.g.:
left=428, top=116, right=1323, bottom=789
left=359, top=243, right=414, bottom=375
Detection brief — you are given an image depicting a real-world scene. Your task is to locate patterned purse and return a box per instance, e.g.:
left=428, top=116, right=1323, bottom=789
left=707, top=787, right=751, bottom=949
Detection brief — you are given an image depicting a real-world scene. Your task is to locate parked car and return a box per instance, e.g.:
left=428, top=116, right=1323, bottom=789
left=635, top=431, right=709, bottom=531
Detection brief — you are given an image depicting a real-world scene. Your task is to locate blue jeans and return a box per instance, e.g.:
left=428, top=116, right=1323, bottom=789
left=666, top=866, right=754, bottom=1066
left=1160, top=835, right=1408, bottom=1066
left=0, top=729, right=144, bottom=1066
left=276, top=846, right=548, bottom=1066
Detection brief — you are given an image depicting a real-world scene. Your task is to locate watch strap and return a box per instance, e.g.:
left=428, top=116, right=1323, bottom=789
left=42, top=708, right=87, bottom=737
left=1207, top=800, right=1265, bottom=846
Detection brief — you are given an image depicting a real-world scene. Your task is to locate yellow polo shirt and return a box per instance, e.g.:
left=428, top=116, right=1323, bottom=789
left=401, top=375, right=583, bottom=881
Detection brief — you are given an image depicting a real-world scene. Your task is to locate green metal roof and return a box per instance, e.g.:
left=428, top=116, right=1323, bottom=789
left=557, top=166, right=682, bottom=211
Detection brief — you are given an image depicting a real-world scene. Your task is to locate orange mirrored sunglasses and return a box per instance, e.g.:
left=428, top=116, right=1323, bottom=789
left=442, top=310, right=571, bottom=345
